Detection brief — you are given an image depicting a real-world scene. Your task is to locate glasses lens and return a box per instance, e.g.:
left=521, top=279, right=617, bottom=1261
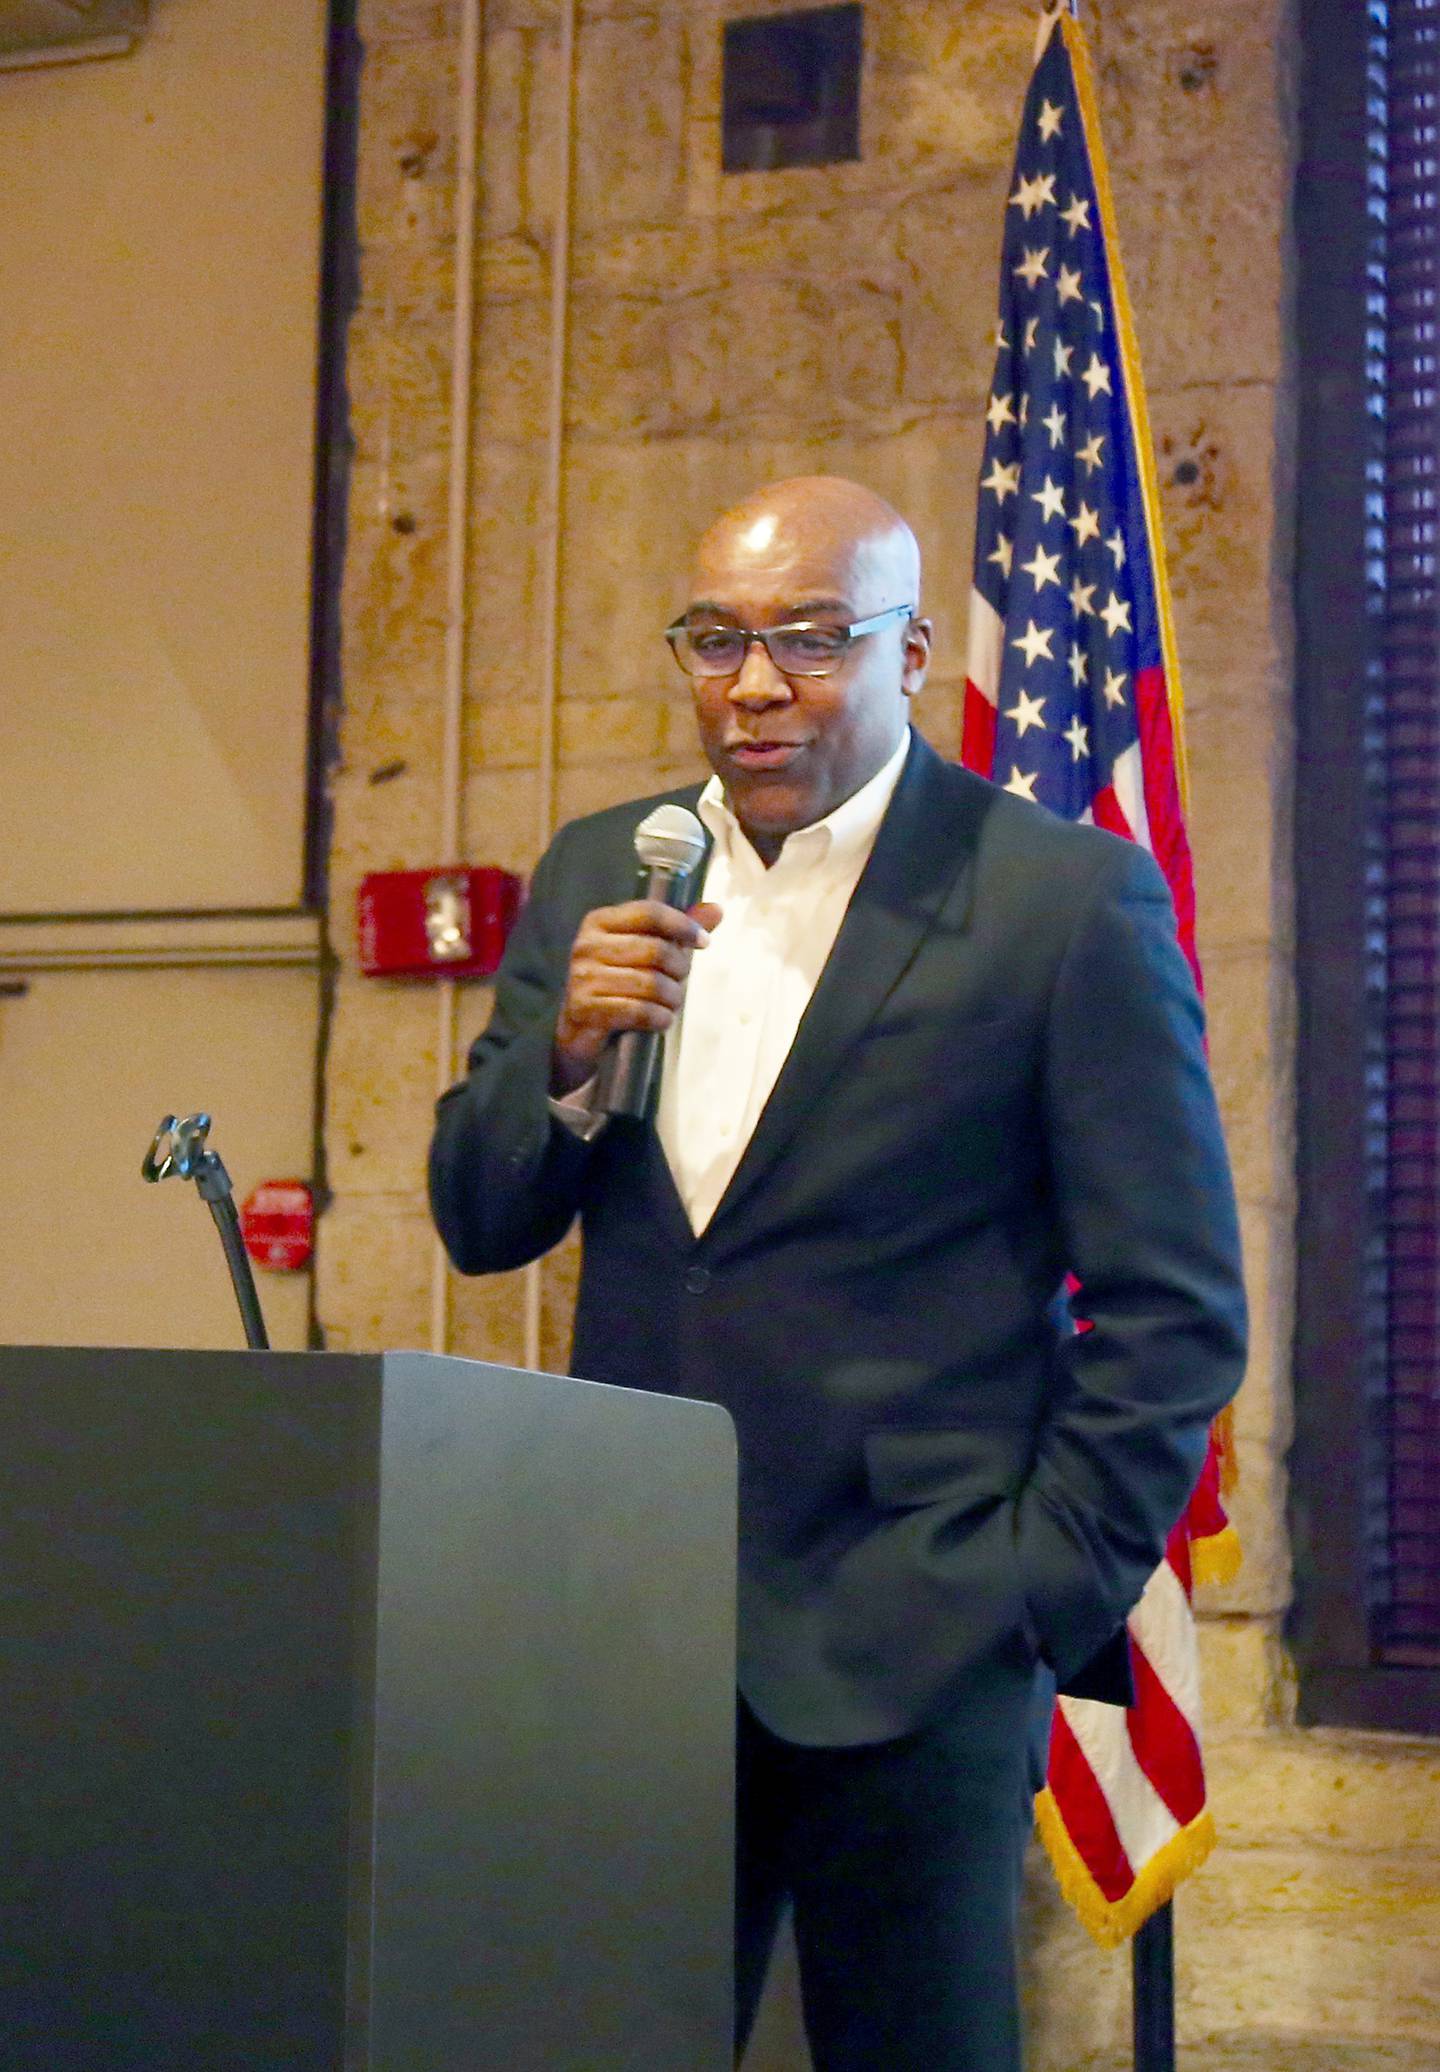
left=670, top=626, right=746, bottom=675
left=767, top=626, right=848, bottom=674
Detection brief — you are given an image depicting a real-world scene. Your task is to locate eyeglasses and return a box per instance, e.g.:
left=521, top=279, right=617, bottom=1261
left=664, top=603, right=916, bottom=679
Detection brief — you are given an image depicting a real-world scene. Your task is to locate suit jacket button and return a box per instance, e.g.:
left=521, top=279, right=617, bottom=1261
left=684, top=1265, right=710, bottom=1294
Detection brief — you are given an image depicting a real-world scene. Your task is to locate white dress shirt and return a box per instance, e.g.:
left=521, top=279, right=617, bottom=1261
left=655, top=728, right=912, bottom=1234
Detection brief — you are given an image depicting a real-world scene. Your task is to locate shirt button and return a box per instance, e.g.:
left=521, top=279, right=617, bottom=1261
left=684, top=1265, right=711, bottom=1295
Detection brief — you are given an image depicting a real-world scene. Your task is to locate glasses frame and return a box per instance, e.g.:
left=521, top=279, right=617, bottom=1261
left=663, top=602, right=917, bottom=679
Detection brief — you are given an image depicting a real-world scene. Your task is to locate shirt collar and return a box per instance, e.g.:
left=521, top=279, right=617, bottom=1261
left=697, top=726, right=912, bottom=871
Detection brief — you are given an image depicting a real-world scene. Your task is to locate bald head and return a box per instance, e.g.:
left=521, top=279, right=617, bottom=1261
left=695, top=476, right=922, bottom=616
left=677, top=475, right=933, bottom=863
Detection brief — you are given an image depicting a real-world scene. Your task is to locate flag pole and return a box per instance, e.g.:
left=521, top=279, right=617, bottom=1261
left=1058, top=16, right=1197, bottom=2061
left=1132, top=1902, right=1176, bottom=2072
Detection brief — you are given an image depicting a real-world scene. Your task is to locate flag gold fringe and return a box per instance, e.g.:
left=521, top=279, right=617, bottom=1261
left=1034, top=1786, right=1217, bottom=1949
left=1191, top=1522, right=1243, bottom=1589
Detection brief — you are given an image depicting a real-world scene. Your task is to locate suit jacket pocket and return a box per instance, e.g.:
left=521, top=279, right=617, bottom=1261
left=862, top=1425, right=1016, bottom=1515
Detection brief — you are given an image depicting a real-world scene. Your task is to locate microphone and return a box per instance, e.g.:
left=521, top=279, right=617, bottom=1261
left=593, top=803, right=707, bottom=1120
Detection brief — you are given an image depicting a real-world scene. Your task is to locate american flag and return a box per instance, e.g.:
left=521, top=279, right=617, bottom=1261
left=963, top=3, right=1241, bottom=1947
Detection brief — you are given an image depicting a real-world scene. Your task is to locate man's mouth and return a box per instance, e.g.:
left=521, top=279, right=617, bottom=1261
left=727, top=740, right=805, bottom=770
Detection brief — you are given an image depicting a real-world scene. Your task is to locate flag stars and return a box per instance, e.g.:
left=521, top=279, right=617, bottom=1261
left=1081, top=353, right=1113, bottom=401
left=988, top=533, right=1014, bottom=578
left=986, top=389, right=1017, bottom=434
left=1069, top=577, right=1098, bottom=619
left=1004, top=766, right=1040, bottom=801
left=1090, top=299, right=1106, bottom=331
left=1060, top=193, right=1091, bottom=236
left=1106, top=527, right=1127, bottom=570
left=1067, top=641, right=1088, bottom=688
left=1057, top=263, right=1085, bottom=307
left=1100, top=591, right=1133, bottom=639
left=1014, top=246, right=1051, bottom=290
left=1032, top=475, right=1067, bottom=522
left=1068, top=501, right=1101, bottom=546
left=1012, top=619, right=1056, bottom=668
left=1063, top=715, right=1091, bottom=761
left=982, top=458, right=1021, bottom=503
left=1101, top=667, right=1129, bottom=709
left=1021, top=542, right=1063, bottom=592
left=1009, top=171, right=1057, bottom=220
left=1006, top=688, right=1048, bottom=737
left=1054, top=339, right=1074, bottom=379
left=1077, top=431, right=1106, bottom=474
left=1024, top=315, right=1040, bottom=356
left=1036, top=99, right=1065, bottom=142
left=1042, top=402, right=1067, bottom=448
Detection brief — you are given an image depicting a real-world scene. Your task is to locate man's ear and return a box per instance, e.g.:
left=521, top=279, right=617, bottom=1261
left=901, top=616, right=933, bottom=698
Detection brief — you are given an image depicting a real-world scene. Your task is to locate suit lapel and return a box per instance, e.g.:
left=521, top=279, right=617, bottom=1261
left=704, top=735, right=995, bottom=1237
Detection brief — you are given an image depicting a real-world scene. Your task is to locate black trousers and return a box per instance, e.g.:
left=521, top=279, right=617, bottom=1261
left=734, top=1688, right=1041, bottom=2072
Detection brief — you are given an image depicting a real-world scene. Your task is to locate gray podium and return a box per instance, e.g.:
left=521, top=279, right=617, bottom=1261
left=0, top=1346, right=737, bottom=2071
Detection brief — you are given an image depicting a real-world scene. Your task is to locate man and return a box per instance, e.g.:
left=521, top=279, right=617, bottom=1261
left=430, top=476, right=1246, bottom=2070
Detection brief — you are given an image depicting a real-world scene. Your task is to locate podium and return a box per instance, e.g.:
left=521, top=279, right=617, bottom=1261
left=0, top=1347, right=737, bottom=2071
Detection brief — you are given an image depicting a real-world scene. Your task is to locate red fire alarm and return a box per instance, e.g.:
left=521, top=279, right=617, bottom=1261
left=357, top=866, right=522, bottom=979
left=239, top=1180, right=315, bottom=1272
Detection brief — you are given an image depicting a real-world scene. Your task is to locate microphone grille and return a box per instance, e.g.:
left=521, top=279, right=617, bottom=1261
left=634, top=803, right=706, bottom=873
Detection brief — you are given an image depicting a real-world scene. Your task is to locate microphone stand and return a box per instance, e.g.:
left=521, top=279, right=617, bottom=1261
left=142, top=1114, right=270, bottom=1351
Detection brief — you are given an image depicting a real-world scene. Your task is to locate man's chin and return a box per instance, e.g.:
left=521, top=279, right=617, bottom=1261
left=725, top=773, right=810, bottom=827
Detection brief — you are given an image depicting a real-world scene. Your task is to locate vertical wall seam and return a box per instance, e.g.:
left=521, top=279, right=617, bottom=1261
left=524, top=0, right=580, bottom=1372
left=430, top=0, right=485, bottom=1357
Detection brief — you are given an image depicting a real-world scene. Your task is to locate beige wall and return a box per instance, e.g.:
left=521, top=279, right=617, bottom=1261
left=324, top=2, right=1440, bottom=2065
left=0, top=1, right=328, bottom=1353
left=0, top=0, right=326, bottom=912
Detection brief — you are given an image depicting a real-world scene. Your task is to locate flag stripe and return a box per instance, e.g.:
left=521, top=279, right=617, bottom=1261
left=1047, top=1705, right=1135, bottom=1904
left=1061, top=1684, right=1179, bottom=1872
left=1090, top=784, right=1133, bottom=840
left=1134, top=661, right=1199, bottom=979
left=967, top=591, right=1006, bottom=705
left=1110, top=738, right=1152, bottom=851
left=1127, top=1640, right=1208, bottom=1829
left=1130, top=1549, right=1202, bottom=1707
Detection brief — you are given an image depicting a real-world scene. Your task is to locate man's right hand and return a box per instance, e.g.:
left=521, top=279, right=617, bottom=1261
left=551, top=899, right=723, bottom=1094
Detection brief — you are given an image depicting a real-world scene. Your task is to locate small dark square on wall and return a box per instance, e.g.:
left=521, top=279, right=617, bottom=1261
left=722, top=4, right=863, bottom=173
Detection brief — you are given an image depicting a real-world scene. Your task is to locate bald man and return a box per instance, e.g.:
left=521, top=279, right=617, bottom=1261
left=431, top=477, right=1246, bottom=2069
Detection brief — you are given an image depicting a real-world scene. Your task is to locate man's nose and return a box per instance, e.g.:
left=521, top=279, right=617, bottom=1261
left=729, top=637, right=793, bottom=705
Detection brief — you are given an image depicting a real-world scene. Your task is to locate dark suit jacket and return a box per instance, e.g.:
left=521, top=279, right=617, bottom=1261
left=430, top=735, right=1247, bottom=1747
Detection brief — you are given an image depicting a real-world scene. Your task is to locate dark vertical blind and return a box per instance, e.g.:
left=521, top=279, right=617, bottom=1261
left=1370, top=0, right=1440, bottom=1669
left=1293, top=0, right=1440, bottom=1731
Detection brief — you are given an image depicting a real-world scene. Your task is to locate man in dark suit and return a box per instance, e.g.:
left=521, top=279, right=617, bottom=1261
left=430, top=476, right=1247, bottom=2070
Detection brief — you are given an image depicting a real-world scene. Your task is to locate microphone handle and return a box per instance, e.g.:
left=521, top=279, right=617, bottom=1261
left=593, top=859, right=697, bottom=1120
